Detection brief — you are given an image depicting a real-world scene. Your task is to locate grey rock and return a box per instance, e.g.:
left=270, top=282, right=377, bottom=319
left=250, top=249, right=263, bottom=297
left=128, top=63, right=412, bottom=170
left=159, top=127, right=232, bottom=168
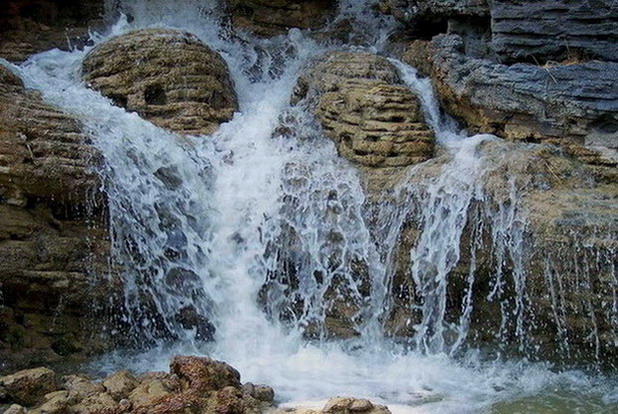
left=412, top=34, right=618, bottom=181
left=385, top=0, right=618, bottom=63
left=491, top=0, right=618, bottom=63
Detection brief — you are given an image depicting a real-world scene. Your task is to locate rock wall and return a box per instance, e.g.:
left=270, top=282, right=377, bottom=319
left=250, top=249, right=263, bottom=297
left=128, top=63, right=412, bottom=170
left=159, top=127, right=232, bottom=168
left=0, top=0, right=105, bottom=63
left=227, top=0, right=338, bottom=37
left=411, top=34, right=618, bottom=181
left=491, top=0, right=618, bottom=64
left=390, top=0, right=618, bottom=183
left=0, top=65, right=115, bottom=371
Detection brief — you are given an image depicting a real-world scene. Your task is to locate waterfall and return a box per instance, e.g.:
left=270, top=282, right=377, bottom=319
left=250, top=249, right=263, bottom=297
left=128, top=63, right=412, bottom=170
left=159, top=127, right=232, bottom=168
left=11, top=0, right=617, bottom=412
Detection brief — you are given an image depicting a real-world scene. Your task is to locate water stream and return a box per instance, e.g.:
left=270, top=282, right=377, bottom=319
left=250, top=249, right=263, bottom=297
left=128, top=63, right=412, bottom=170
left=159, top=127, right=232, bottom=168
left=8, top=0, right=617, bottom=412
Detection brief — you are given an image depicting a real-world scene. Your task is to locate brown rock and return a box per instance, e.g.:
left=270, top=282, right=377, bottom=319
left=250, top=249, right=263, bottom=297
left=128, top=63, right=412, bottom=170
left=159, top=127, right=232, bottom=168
left=170, top=355, right=242, bottom=393
left=71, top=392, right=118, bottom=413
left=82, top=29, right=238, bottom=136
left=0, top=367, right=57, bottom=406
left=0, top=66, right=100, bottom=203
left=384, top=139, right=618, bottom=361
left=293, top=51, right=435, bottom=168
left=281, top=398, right=391, bottom=414
left=227, top=0, right=338, bottom=37
left=128, top=373, right=179, bottom=408
left=30, top=390, right=71, bottom=414
left=3, top=405, right=27, bottom=414
left=242, top=383, right=275, bottom=403
left=61, top=375, right=105, bottom=401
left=102, top=370, right=139, bottom=401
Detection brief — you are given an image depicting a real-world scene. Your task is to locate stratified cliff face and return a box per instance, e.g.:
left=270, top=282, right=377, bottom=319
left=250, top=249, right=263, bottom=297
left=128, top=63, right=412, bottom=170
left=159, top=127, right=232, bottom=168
left=385, top=0, right=618, bottom=63
left=491, top=0, right=618, bottom=64
left=388, top=0, right=618, bottom=181
left=0, top=65, right=115, bottom=370
left=0, top=0, right=616, bottom=370
left=0, top=0, right=105, bottom=63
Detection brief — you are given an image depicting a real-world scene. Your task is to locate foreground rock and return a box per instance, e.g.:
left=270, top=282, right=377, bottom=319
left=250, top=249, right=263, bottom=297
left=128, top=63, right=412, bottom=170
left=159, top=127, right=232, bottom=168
left=0, top=65, right=114, bottom=369
left=227, top=0, right=337, bottom=37
left=0, top=356, right=275, bottom=413
left=0, top=0, right=105, bottom=63
left=0, top=367, right=56, bottom=406
left=293, top=51, right=435, bottom=168
left=83, top=29, right=238, bottom=136
left=279, top=397, right=391, bottom=414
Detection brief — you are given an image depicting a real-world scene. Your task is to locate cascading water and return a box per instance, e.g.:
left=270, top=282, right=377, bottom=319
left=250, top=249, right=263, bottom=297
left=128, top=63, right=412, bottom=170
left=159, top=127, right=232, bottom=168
left=8, top=0, right=617, bottom=412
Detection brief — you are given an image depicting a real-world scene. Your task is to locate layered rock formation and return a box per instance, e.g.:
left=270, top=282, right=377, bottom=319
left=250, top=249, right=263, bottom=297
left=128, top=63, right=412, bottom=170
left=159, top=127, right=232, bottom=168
left=388, top=0, right=618, bottom=182
left=83, top=29, right=238, bottom=136
left=0, top=356, right=275, bottom=413
left=0, top=0, right=105, bottom=63
left=385, top=0, right=618, bottom=63
left=0, top=65, right=113, bottom=370
left=491, top=0, right=618, bottom=64
left=293, top=51, right=435, bottom=168
left=412, top=34, right=618, bottom=179
left=227, top=0, right=338, bottom=37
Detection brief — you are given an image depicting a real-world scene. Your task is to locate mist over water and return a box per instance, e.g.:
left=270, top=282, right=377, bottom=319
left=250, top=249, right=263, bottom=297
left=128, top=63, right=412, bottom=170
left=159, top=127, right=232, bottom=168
left=9, top=0, right=617, bottom=412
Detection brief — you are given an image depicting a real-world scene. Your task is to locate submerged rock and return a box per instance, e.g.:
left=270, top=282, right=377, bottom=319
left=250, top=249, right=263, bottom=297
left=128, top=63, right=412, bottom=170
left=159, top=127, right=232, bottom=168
left=227, top=0, right=338, bottom=37
left=293, top=51, right=435, bottom=168
left=83, top=29, right=238, bottom=136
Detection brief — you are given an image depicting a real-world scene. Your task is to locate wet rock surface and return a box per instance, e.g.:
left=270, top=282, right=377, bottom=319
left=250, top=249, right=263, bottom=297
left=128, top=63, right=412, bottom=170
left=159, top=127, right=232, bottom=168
left=0, top=65, right=115, bottom=370
left=382, top=139, right=618, bottom=361
left=83, top=29, right=238, bottom=136
left=227, top=0, right=338, bottom=37
left=0, top=356, right=275, bottom=413
left=293, top=51, right=435, bottom=168
left=0, top=0, right=105, bottom=63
